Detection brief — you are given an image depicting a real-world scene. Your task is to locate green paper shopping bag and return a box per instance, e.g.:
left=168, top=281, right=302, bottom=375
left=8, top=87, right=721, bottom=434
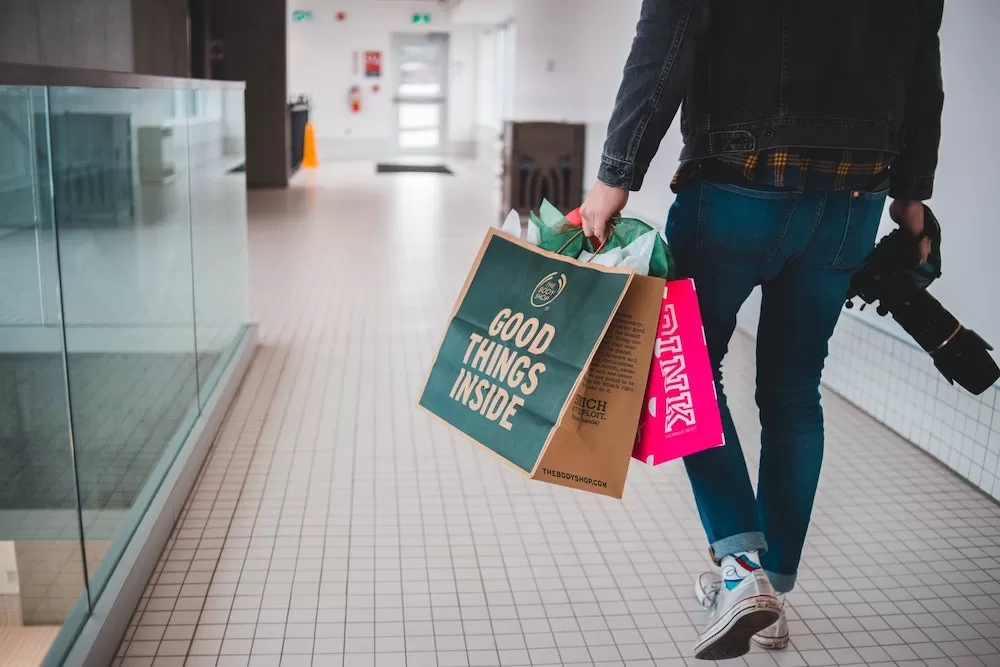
left=419, top=228, right=663, bottom=497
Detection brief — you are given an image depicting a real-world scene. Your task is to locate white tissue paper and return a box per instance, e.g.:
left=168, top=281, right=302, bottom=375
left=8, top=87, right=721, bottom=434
left=578, top=229, right=657, bottom=276
left=501, top=209, right=522, bottom=237
left=526, top=220, right=541, bottom=245
left=578, top=246, right=625, bottom=269
left=501, top=210, right=543, bottom=246
left=618, top=229, right=657, bottom=276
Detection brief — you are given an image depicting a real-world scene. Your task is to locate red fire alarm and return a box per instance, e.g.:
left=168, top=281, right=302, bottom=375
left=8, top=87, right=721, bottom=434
left=364, top=51, right=382, bottom=78
left=336, top=11, right=346, bottom=21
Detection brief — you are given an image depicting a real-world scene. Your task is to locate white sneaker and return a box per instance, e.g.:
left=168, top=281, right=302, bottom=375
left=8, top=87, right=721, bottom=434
left=696, top=571, right=790, bottom=652
left=692, top=569, right=781, bottom=660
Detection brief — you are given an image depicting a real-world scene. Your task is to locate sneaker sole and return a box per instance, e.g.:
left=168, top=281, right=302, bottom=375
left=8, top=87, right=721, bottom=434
left=693, top=595, right=781, bottom=661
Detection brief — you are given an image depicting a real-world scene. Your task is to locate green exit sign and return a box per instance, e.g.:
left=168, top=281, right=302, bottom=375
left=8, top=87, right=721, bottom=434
left=292, top=9, right=312, bottom=22
left=412, top=13, right=431, bottom=24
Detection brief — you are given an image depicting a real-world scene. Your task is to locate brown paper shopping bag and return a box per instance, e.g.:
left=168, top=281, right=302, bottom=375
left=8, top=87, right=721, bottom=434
left=419, top=228, right=663, bottom=498
left=536, top=273, right=664, bottom=496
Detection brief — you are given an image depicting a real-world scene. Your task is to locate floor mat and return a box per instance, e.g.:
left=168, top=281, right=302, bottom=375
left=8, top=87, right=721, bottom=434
left=376, top=163, right=453, bottom=175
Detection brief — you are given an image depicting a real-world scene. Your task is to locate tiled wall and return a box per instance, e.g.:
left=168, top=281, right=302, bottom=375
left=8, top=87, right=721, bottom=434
left=0, top=595, right=21, bottom=626
left=736, top=288, right=1000, bottom=502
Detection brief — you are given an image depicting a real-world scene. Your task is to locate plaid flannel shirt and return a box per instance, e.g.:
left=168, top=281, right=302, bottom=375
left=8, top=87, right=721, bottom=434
left=672, top=148, right=890, bottom=193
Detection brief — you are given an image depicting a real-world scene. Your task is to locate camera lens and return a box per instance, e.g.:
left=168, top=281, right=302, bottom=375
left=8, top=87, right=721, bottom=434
left=932, top=328, right=1000, bottom=395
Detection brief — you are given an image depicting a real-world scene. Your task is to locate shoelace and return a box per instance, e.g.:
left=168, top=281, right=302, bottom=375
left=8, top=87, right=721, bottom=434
left=703, top=579, right=722, bottom=609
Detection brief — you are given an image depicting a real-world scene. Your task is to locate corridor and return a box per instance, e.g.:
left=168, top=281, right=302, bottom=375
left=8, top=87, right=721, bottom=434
left=114, top=166, right=1000, bottom=667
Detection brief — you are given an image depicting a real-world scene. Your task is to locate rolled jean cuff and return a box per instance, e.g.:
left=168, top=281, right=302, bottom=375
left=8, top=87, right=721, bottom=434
left=711, top=532, right=767, bottom=560
left=765, top=570, right=797, bottom=594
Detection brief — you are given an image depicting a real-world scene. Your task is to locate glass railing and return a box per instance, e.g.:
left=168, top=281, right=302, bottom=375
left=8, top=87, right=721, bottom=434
left=0, top=68, right=248, bottom=666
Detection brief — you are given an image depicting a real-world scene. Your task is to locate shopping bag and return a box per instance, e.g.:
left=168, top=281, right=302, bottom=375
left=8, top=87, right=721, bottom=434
left=419, top=228, right=663, bottom=498
left=632, top=278, right=725, bottom=465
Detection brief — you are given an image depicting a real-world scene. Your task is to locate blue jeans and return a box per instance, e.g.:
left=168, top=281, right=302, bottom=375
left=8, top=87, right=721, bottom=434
left=666, top=182, right=887, bottom=593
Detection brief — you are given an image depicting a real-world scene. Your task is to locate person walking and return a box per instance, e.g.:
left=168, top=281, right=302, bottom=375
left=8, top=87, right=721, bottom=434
left=580, top=0, right=944, bottom=660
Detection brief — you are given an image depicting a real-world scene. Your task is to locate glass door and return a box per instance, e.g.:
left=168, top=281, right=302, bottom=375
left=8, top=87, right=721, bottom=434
left=392, top=33, right=449, bottom=154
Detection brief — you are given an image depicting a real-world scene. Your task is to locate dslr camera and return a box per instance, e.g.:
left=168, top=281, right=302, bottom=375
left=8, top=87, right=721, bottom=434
left=845, top=205, right=999, bottom=395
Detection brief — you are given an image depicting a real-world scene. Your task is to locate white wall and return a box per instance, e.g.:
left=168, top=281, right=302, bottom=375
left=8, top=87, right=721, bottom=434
left=475, top=29, right=497, bottom=130
left=286, top=0, right=480, bottom=160
left=471, top=21, right=516, bottom=166
left=451, top=0, right=514, bottom=25
left=510, top=0, right=632, bottom=124
left=510, top=1, right=584, bottom=123
left=448, top=27, right=477, bottom=156
left=474, top=23, right=515, bottom=126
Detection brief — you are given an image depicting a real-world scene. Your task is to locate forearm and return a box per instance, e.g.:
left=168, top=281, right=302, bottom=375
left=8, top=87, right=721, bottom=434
left=598, top=0, right=708, bottom=191
left=890, top=0, right=944, bottom=201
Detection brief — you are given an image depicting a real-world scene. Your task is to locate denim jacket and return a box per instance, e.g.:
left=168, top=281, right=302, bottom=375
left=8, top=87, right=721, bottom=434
left=598, top=0, right=945, bottom=200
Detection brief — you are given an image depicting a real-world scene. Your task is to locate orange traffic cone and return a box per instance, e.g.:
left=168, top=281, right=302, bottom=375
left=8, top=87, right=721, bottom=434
left=301, top=122, right=319, bottom=168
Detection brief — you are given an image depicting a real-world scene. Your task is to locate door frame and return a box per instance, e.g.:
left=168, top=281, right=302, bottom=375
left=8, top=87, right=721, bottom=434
left=390, top=32, right=450, bottom=156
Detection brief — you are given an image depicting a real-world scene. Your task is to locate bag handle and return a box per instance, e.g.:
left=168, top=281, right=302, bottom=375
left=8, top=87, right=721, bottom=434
left=555, top=224, right=614, bottom=257
left=556, top=207, right=614, bottom=259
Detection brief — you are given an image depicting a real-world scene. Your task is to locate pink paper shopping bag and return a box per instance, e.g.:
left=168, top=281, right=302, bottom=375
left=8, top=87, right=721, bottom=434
left=633, top=278, right=725, bottom=466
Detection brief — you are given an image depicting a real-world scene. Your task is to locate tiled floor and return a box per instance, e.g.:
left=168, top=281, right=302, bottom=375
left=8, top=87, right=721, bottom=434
left=114, top=165, right=1000, bottom=667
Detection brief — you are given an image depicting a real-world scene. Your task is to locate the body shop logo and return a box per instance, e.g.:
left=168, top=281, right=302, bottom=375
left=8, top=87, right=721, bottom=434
left=530, top=272, right=567, bottom=308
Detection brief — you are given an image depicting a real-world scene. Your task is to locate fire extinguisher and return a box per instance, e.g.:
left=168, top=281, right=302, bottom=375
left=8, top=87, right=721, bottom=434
left=349, top=85, right=361, bottom=113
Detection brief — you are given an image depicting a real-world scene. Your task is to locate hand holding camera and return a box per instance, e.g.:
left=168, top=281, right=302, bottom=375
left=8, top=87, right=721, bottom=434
left=846, top=204, right=999, bottom=395
left=889, top=199, right=933, bottom=263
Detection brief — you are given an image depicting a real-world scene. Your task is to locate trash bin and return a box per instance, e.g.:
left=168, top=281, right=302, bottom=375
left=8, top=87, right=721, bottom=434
left=500, top=121, right=586, bottom=220
left=288, top=98, right=309, bottom=172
